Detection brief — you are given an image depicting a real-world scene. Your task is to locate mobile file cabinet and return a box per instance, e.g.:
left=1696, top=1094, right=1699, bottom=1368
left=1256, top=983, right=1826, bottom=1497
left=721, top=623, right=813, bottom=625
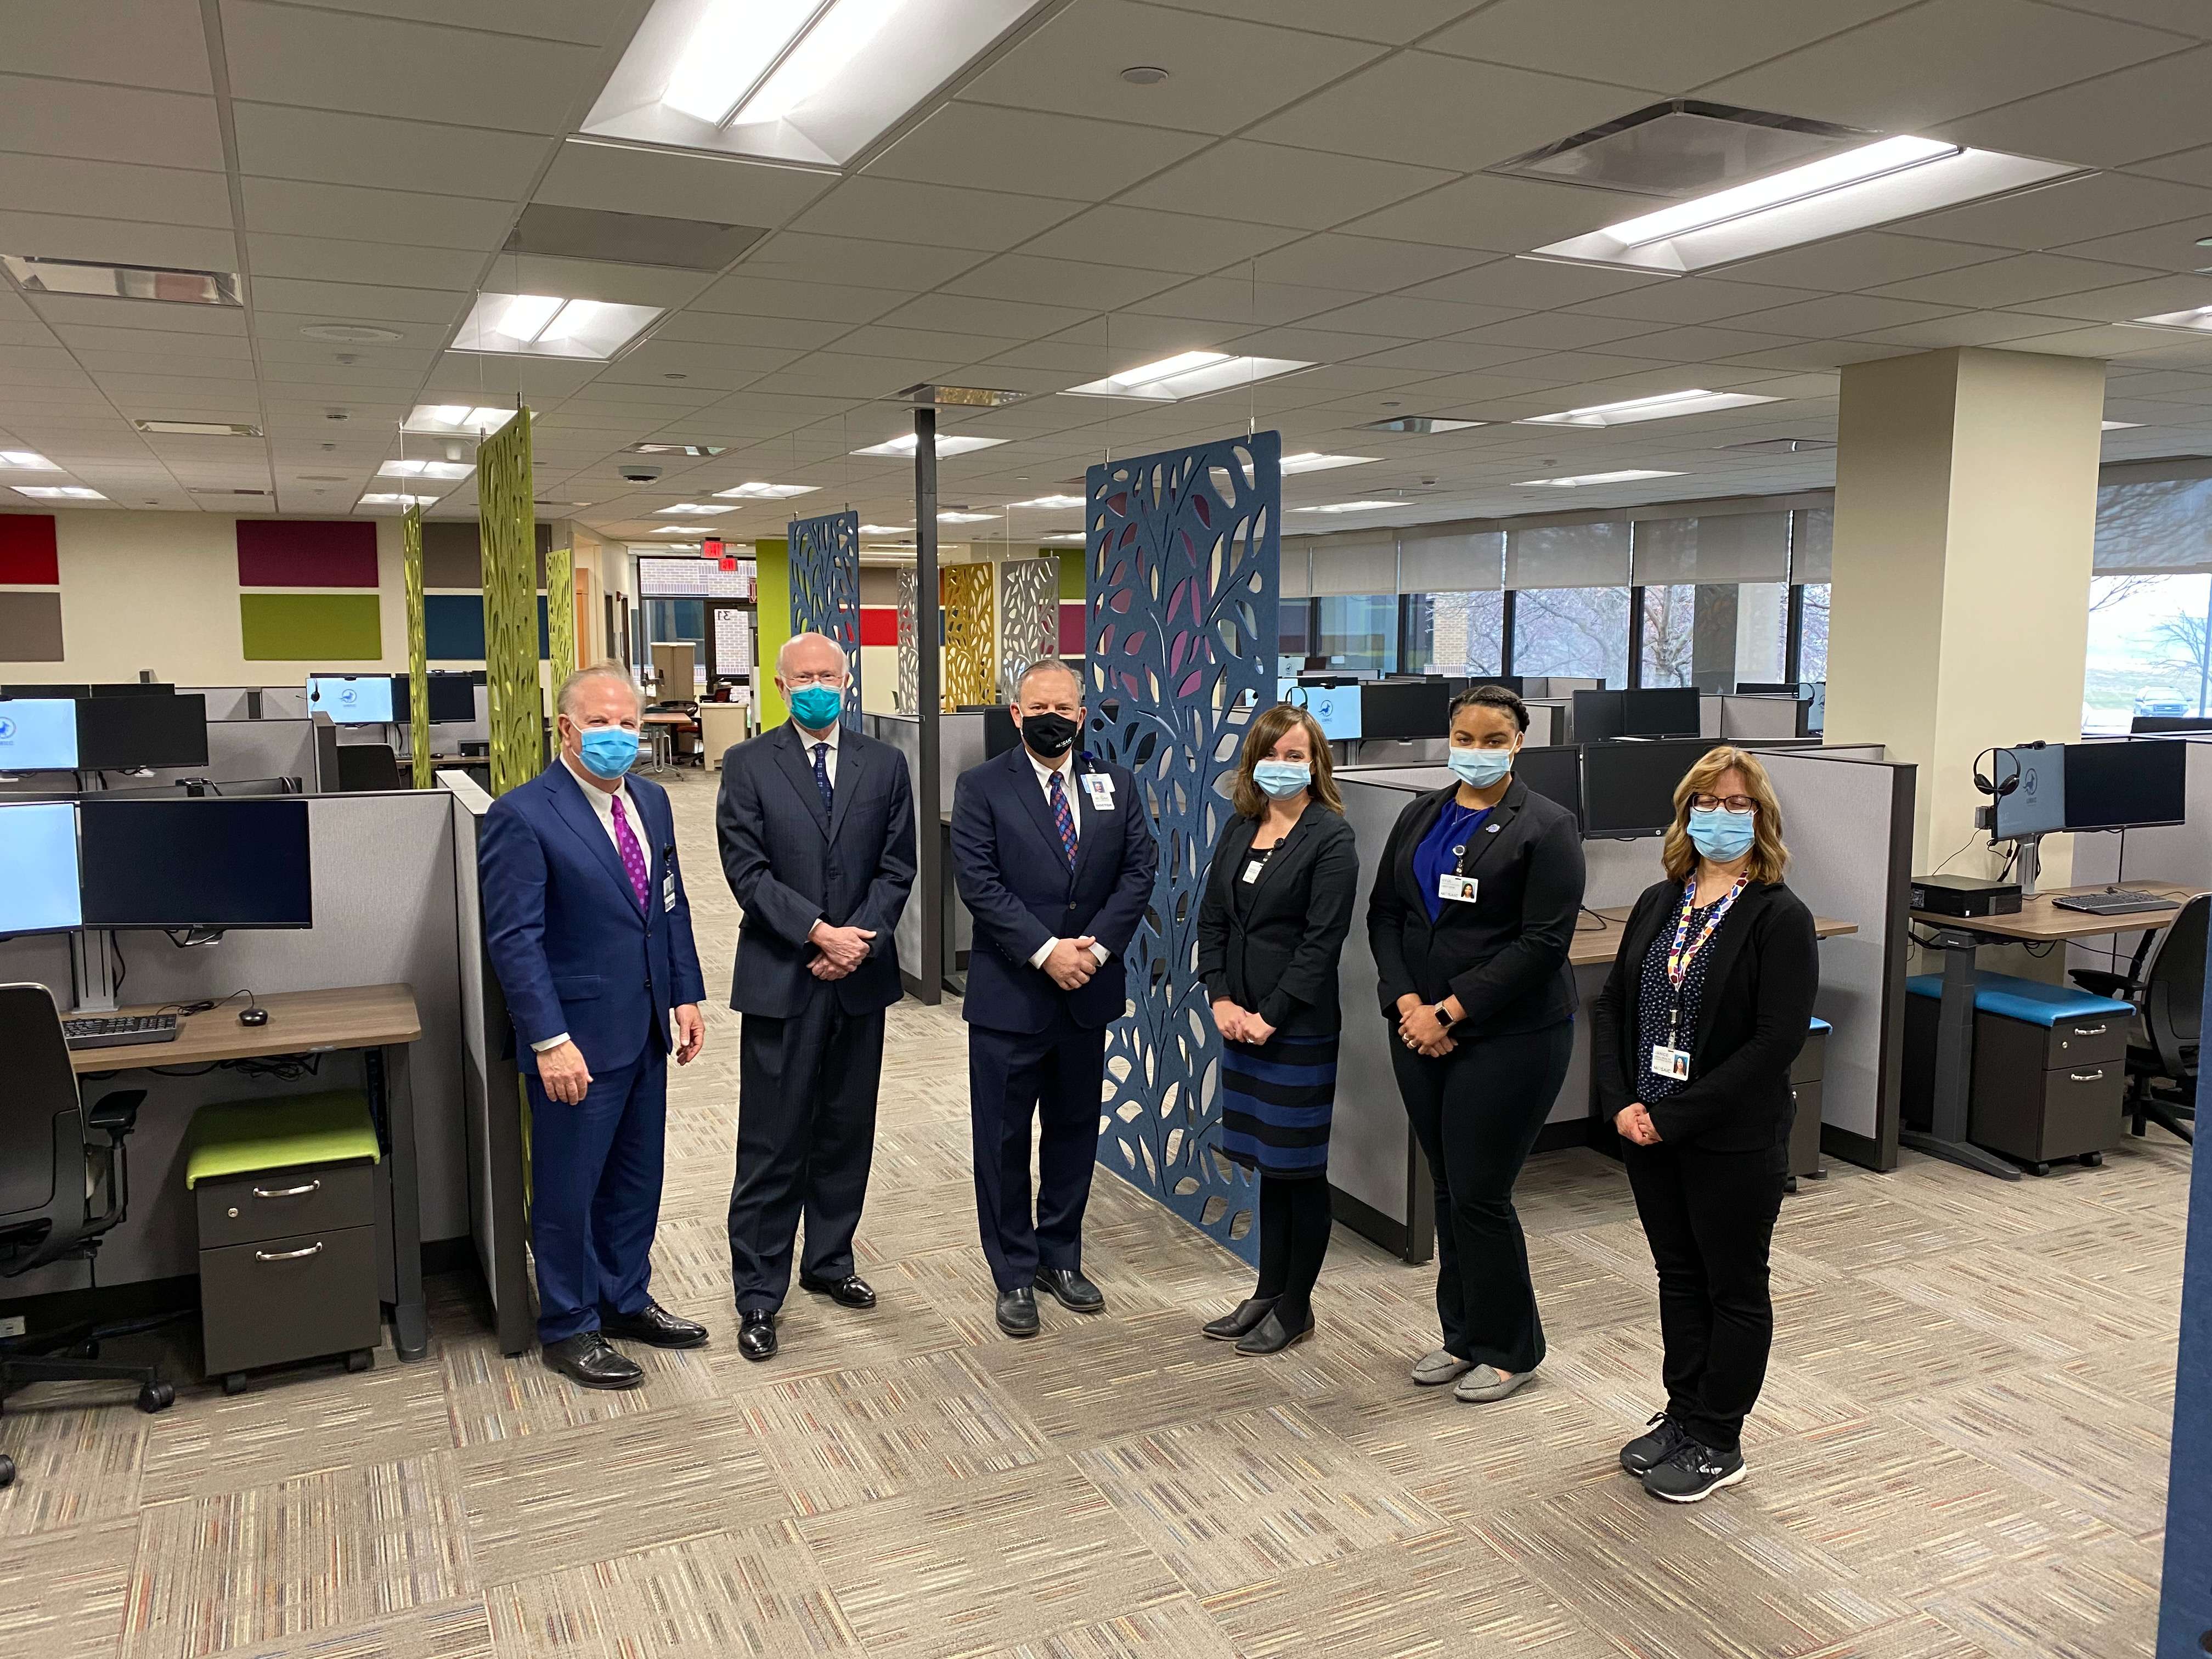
left=1904, top=973, right=2131, bottom=1175
left=1786, top=1018, right=1829, bottom=1193
left=185, top=1091, right=383, bottom=1394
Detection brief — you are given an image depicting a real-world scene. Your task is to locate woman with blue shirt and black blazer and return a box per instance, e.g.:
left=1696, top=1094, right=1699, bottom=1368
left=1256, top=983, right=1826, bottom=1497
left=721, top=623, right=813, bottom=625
left=1367, top=684, right=1586, bottom=1405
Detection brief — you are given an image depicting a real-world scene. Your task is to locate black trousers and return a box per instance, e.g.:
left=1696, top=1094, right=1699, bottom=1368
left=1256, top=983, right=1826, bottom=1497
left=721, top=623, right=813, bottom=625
left=727, top=988, right=886, bottom=1313
left=1391, top=1021, right=1573, bottom=1374
left=1253, top=1175, right=1331, bottom=1325
left=1623, top=1139, right=1785, bottom=1453
left=969, top=1009, right=1106, bottom=1293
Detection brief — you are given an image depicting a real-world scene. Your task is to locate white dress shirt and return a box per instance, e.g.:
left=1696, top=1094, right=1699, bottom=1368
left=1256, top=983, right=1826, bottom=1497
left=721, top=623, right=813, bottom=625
left=794, top=717, right=839, bottom=787
left=534, top=756, right=645, bottom=1054
left=1022, top=747, right=1112, bottom=972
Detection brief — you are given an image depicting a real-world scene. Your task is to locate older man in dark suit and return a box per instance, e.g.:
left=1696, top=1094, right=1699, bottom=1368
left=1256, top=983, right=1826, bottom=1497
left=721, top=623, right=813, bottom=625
left=717, top=630, right=916, bottom=1361
left=951, top=658, right=1157, bottom=1338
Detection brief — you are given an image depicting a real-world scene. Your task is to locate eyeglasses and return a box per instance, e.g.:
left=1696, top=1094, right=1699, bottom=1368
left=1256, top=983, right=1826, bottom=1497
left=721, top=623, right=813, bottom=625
left=1691, top=793, right=1756, bottom=815
left=782, top=670, right=845, bottom=687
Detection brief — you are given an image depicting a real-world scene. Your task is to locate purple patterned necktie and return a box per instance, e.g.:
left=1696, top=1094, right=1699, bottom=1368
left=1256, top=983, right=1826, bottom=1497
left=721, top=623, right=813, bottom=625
left=610, top=792, right=650, bottom=911
left=1047, top=771, right=1079, bottom=866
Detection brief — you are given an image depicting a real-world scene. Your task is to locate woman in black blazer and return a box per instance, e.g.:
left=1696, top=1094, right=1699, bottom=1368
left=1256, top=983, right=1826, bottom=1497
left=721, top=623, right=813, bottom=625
left=1367, top=684, right=1585, bottom=1404
left=1195, top=703, right=1359, bottom=1355
left=1593, top=743, right=1818, bottom=1505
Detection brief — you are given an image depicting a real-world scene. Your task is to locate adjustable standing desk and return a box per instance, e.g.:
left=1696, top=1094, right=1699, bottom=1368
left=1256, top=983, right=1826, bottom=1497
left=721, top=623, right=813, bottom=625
left=1569, top=905, right=1859, bottom=966
left=68, top=983, right=428, bottom=1359
left=1905, top=879, right=2202, bottom=1181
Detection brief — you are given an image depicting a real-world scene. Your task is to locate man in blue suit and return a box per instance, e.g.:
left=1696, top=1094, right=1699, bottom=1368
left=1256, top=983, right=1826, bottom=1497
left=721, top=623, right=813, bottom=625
left=716, top=631, right=916, bottom=1362
left=952, top=658, right=1157, bottom=1338
left=481, top=664, right=709, bottom=1390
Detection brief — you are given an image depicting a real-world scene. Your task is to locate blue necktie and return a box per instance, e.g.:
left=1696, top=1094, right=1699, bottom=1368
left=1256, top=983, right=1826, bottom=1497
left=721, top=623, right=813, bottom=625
left=811, top=742, right=833, bottom=814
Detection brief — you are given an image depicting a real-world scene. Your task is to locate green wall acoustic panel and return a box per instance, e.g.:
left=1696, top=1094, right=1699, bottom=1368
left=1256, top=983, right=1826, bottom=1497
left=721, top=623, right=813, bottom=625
left=478, top=407, right=541, bottom=797
left=239, top=592, right=382, bottom=661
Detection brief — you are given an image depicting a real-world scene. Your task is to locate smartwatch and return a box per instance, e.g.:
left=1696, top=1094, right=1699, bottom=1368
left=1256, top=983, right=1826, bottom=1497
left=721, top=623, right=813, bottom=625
left=1433, top=1002, right=1455, bottom=1030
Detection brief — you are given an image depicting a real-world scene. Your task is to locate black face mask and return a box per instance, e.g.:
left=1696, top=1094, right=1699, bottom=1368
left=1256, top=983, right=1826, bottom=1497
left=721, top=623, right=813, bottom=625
left=1019, top=710, right=1081, bottom=760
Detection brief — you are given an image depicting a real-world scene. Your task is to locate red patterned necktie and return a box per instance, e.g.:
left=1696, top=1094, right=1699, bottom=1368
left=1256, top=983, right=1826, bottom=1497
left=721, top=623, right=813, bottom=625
left=610, top=793, right=650, bottom=911
left=1047, top=771, right=1079, bottom=866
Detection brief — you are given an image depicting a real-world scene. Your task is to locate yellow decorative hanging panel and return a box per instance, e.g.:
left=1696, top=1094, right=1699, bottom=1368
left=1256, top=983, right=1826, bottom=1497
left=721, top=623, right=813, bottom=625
left=478, top=407, right=540, bottom=797
left=940, top=560, right=995, bottom=710
left=403, top=505, right=430, bottom=789
left=545, top=544, right=575, bottom=678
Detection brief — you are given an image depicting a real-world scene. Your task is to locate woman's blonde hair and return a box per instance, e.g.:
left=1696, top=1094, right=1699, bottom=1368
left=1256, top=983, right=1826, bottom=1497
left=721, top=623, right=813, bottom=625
left=1231, top=703, right=1343, bottom=819
left=1661, top=744, right=1789, bottom=884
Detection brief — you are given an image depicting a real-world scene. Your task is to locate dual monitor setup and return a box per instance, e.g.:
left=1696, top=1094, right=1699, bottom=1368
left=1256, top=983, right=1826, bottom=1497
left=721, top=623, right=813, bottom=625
left=307, top=672, right=477, bottom=727
left=0, top=795, right=313, bottom=938
left=1509, top=738, right=1718, bottom=840
left=1986, top=738, right=2190, bottom=839
left=0, top=686, right=209, bottom=774
left=1277, top=675, right=1527, bottom=743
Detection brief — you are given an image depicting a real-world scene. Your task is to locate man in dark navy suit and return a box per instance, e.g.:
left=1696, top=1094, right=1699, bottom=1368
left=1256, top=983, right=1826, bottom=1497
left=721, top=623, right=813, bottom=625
left=952, top=658, right=1157, bottom=1337
left=481, top=664, right=709, bottom=1390
left=716, top=631, right=916, bottom=1362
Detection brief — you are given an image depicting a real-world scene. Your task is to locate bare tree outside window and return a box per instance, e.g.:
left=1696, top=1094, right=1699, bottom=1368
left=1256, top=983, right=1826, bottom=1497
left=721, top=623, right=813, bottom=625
left=1515, top=586, right=1630, bottom=686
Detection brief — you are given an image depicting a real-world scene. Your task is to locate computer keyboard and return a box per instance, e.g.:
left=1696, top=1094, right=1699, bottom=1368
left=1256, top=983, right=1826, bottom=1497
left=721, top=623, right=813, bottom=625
left=2051, top=889, right=2180, bottom=917
left=61, top=1013, right=180, bottom=1051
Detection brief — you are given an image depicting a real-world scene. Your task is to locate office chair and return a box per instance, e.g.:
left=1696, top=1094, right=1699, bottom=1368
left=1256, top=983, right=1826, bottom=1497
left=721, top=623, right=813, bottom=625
left=0, top=984, right=176, bottom=1489
left=335, top=743, right=403, bottom=792
left=2071, top=893, right=2203, bottom=1146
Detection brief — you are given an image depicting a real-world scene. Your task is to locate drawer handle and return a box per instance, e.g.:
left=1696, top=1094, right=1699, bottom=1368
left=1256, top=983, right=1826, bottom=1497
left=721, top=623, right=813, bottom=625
left=2071, top=1024, right=2108, bottom=1037
left=254, top=1242, right=324, bottom=1262
left=2069, top=1070, right=2105, bottom=1083
left=252, top=1180, right=321, bottom=1200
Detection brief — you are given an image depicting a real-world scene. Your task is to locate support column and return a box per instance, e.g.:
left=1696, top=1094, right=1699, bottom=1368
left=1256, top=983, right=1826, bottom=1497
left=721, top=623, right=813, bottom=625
left=1826, top=347, right=2105, bottom=880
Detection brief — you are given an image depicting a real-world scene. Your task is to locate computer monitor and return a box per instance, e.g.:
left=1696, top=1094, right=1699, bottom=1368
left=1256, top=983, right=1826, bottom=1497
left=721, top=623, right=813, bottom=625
left=1514, top=745, right=1582, bottom=831
left=1, top=683, right=90, bottom=699
left=2131, top=715, right=2212, bottom=735
left=1990, top=743, right=2066, bottom=840
left=1582, top=738, right=1710, bottom=837
left=77, top=797, right=313, bottom=930
left=0, top=698, right=80, bottom=771
left=1359, top=678, right=1449, bottom=741
left=0, top=801, right=83, bottom=934
left=1734, top=681, right=1805, bottom=697
left=2064, top=738, right=2188, bottom=832
left=1463, top=675, right=1523, bottom=696
left=76, top=692, right=208, bottom=770
left=1572, top=689, right=1626, bottom=743
left=89, top=682, right=173, bottom=697
left=1624, top=687, right=1702, bottom=737
left=1296, top=682, right=1362, bottom=741
left=389, top=673, right=478, bottom=727
left=1805, top=681, right=1826, bottom=735
left=307, top=674, right=395, bottom=725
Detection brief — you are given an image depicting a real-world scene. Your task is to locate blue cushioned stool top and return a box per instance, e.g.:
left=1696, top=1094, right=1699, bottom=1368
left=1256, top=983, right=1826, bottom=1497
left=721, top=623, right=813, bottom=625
left=1809, top=1017, right=1831, bottom=1034
left=1904, top=970, right=2132, bottom=1028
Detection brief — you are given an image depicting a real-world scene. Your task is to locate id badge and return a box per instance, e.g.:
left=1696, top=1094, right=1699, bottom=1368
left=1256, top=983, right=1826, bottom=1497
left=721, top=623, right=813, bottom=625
left=662, top=872, right=678, bottom=913
left=1242, top=859, right=1262, bottom=884
left=1650, top=1045, right=1689, bottom=1081
left=1081, top=772, right=1114, bottom=810
left=1436, top=873, right=1479, bottom=905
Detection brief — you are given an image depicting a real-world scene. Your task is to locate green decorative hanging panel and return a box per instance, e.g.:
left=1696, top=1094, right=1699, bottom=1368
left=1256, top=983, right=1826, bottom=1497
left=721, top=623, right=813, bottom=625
left=545, top=544, right=575, bottom=679
left=403, top=505, right=430, bottom=789
left=478, top=407, right=541, bottom=797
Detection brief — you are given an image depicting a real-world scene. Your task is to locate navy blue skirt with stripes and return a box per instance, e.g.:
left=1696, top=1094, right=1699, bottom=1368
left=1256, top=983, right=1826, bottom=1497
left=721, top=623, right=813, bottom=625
left=1220, top=1032, right=1339, bottom=1180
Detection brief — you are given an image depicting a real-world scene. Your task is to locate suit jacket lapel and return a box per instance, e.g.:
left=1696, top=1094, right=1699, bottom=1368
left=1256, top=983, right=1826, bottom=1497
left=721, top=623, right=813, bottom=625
left=827, top=733, right=866, bottom=844
left=548, top=766, right=644, bottom=919
left=1012, top=748, right=1070, bottom=872
left=774, top=722, right=832, bottom=836
left=1247, top=804, right=1314, bottom=902
left=1691, top=882, right=1764, bottom=1043
left=1456, top=777, right=1525, bottom=887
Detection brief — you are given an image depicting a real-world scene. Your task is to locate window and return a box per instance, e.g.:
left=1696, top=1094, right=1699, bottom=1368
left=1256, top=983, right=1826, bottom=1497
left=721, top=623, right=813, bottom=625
left=1796, top=585, right=1830, bottom=682
left=2084, top=573, right=2212, bottom=732
left=1515, top=586, right=1631, bottom=685
left=1314, top=594, right=1396, bottom=674
left=1279, top=597, right=1313, bottom=664
left=1407, top=590, right=1505, bottom=675
left=644, top=597, right=705, bottom=673
left=1632, top=511, right=1790, bottom=690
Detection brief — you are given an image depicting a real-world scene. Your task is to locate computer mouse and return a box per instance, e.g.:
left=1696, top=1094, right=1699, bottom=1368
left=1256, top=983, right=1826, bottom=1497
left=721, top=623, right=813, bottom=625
left=239, top=1007, right=269, bottom=1027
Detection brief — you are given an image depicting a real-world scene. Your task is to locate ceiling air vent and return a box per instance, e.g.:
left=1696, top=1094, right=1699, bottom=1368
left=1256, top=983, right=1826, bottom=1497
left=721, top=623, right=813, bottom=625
left=1489, top=100, right=1875, bottom=200
left=504, top=204, right=766, bottom=272
left=1719, top=437, right=1836, bottom=454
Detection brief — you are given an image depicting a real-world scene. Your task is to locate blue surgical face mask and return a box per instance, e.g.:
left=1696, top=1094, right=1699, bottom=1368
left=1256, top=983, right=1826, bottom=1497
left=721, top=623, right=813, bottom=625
left=1688, top=805, right=1757, bottom=862
left=1448, top=744, right=1514, bottom=789
left=1252, top=760, right=1311, bottom=799
left=787, top=682, right=843, bottom=730
left=576, top=725, right=637, bottom=781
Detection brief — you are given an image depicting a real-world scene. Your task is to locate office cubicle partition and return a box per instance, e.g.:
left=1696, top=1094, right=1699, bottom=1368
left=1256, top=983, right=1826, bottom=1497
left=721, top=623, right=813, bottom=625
left=863, top=710, right=986, bottom=995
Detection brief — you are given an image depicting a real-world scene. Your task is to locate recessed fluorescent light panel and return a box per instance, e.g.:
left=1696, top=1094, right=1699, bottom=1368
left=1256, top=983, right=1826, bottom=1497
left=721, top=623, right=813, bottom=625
left=358, top=492, right=444, bottom=507
left=404, top=405, right=518, bottom=436
left=2102, top=420, right=2143, bottom=431
left=1514, top=470, right=1685, bottom=488
left=858, top=523, right=912, bottom=535
left=626, top=442, right=727, bottom=456
left=2, top=256, right=240, bottom=306
left=655, top=503, right=733, bottom=514
left=14, top=485, right=105, bottom=499
left=1063, top=353, right=1313, bottom=402
left=1008, top=494, right=1086, bottom=510
left=1520, top=390, right=1781, bottom=428
left=1279, top=453, right=1381, bottom=475
left=134, top=419, right=262, bottom=437
left=0, top=452, right=56, bottom=469
left=1527, top=137, right=2081, bottom=273
left=653, top=524, right=715, bottom=533
left=715, top=482, right=817, bottom=499
left=1290, top=501, right=1402, bottom=515
left=584, top=0, right=1037, bottom=168
left=2125, top=306, right=2212, bottom=334
left=939, top=511, right=998, bottom=523
left=1039, top=532, right=1088, bottom=544
left=452, top=293, right=664, bottom=360
left=1362, top=416, right=1486, bottom=435
left=851, top=433, right=1006, bottom=458
left=380, top=459, right=475, bottom=481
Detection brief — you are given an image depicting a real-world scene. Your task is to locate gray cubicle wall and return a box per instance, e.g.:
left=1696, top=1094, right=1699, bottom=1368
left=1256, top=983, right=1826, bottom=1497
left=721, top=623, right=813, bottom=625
left=2067, top=735, right=2212, bottom=983
left=1720, top=695, right=1804, bottom=742
left=864, top=710, right=986, bottom=990
left=0, top=791, right=469, bottom=1294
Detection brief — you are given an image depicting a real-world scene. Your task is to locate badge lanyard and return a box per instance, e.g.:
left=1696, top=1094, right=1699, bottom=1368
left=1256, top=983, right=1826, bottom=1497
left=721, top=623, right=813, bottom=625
left=1662, top=873, right=1748, bottom=1051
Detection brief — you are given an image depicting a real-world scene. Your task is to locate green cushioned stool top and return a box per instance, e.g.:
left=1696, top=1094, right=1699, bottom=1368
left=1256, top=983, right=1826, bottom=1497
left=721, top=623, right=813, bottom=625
left=185, top=1091, right=380, bottom=1188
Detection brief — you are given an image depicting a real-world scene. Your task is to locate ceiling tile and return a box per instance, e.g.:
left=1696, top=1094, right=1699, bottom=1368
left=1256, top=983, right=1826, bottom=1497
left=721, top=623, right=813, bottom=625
left=1934, top=44, right=2212, bottom=166
left=956, top=0, right=1383, bottom=132
left=1562, top=277, right=1815, bottom=324
left=1582, top=324, right=1804, bottom=361
left=1344, top=340, right=1549, bottom=373
left=1422, top=0, right=1906, bottom=92
left=2129, top=142, right=2212, bottom=188
left=0, top=155, right=232, bottom=232
left=2002, top=270, right=2212, bottom=321
left=1401, top=257, right=1666, bottom=309
left=0, top=211, right=236, bottom=272
left=55, top=325, right=254, bottom=361
left=1250, top=234, right=1488, bottom=294
left=867, top=104, right=1207, bottom=201
left=790, top=177, right=1081, bottom=251
left=687, top=274, right=910, bottom=325
left=494, top=257, right=707, bottom=309
left=2055, top=219, right=2212, bottom=271
left=941, top=253, right=1184, bottom=311
left=31, top=293, right=245, bottom=336
left=1242, top=52, right=1650, bottom=172
left=1730, top=293, right=1966, bottom=334
left=1142, top=0, right=1485, bottom=44
left=1014, top=204, right=1301, bottom=274
left=246, top=276, right=468, bottom=326
left=1849, top=310, right=2098, bottom=347
left=653, top=312, right=849, bottom=351
left=244, top=233, right=487, bottom=290
left=1124, top=274, right=1367, bottom=326
left=533, top=142, right=837, bottom=228
left=8, top=0, right=214, bottom=92
left=1453, top=312, right=1667, bottom=350
left=273, top=0, right=632, bottom=44
left=252, top=309, right=453, bottom=351
left=740, top=233, right=988, bottom=293
left=0, top=75, right=223, bottom=172
left=1712, top=231, right=2009, bottom=291
left=231, top=103, right=552, bottom=200
left=1339, top=172, right=1662, bottom=255
left=1119, top=140, right=1454, bottom=230
left=1869, top=250, right=2169, bottom=305
left=1702, top=0, right=2192, bottom=132
left=1892, top=168, right=2212, bottom=250
left=239, top=178, right=515, bottom=251
left=873, top=292, right=1100, bottom=340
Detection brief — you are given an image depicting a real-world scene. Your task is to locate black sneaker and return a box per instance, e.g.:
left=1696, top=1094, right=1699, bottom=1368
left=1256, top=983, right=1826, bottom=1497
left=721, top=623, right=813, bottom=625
left=1642, top=1438, right=1746, bottom=1503
left=1619, top=1412, right=1691, bottom=1476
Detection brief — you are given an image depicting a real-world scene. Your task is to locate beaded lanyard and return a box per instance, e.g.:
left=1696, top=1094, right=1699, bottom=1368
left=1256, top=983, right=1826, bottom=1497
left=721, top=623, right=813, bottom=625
left=1662, top=873, right=1750, bottom=1051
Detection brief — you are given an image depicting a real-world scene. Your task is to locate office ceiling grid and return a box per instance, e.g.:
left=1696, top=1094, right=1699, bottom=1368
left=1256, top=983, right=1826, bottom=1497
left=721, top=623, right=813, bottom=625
left=3, top=1, right=2212, bottom=544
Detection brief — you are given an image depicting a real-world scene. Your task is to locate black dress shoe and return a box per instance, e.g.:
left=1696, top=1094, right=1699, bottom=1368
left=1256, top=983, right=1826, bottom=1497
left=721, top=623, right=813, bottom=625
left=1202, top=1297, right=1278, bottom=1342
left=1234, top=1308, right=1314, bottom=1355
left=996, top=1285, right=1040, bottom=1338
left=798, top=1273, right=877, bottom=1310
left=1034, top=1267, right=1104, bottom=1313
left=736, top=1308, right=777, bottom=1362
left=541, top=1332, right=644, bottom=1391
left=600, top=1301, right=709, bottom=1348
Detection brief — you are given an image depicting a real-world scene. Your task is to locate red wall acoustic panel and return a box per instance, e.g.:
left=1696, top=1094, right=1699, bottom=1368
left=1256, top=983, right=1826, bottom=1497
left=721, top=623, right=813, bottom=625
left=236, top=518, right=379, bottom=588
left=0, top=514, right=60, bottom=585
left=859, top=606, right=898, bottom=647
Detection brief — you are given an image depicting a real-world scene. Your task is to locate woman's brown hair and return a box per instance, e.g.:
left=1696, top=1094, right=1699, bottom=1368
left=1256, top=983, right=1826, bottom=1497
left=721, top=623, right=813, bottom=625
left=1231, top=703, right=1344, bottom=819
left=1660, top=744, right=1790, bottom=884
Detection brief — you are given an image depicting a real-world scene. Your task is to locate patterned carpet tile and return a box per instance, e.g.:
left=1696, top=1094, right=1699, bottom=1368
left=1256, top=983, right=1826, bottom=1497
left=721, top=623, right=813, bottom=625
left=0, top=1515, right=138, bottom=1659
left=438, top=1332, right=725, bottom=1449
left=962, top=1595, right=1237, bottom=1659
left=0, top=1402, right=148, bottom=1538
left=1335, top=1370, right=1629, bottom=1520
left=196, top=1599, right=494, bottom=1659
left=121, top=1453, right=475, bottom=1659
left=1863, top=1244, right=2175, bottom=1362
left=1767, top=1280, right=2041, bottom=1398
left=1768, top=1183, right=1999, bottom=1276
left=1785, top=1613, right=2001, bottom=1658
left=698, top=1262, right=978, bottom=1381
left=456, top=1399, right=792, bottom=1584
left=1542, top=1318, right=1866, bottom=1452
left=1917, top=1531, right=2162, bottom=1659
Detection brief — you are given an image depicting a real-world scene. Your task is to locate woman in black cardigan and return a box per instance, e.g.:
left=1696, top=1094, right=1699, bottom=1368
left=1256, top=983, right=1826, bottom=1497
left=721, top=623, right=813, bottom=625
left=1195, top=703, right=1359, bottom=1355
left=1593, top=743, right=1819, bottom=1505
left=1368, top=684, right=1585, bottom=1404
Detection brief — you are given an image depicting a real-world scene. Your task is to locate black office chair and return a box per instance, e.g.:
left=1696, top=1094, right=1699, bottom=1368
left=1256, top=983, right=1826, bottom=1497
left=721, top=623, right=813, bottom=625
left=2071, top=893, right=2203, bottom=1146
left=335, top=743, right=403, bottom=792
left=0, top=984, right=177, bottom=1489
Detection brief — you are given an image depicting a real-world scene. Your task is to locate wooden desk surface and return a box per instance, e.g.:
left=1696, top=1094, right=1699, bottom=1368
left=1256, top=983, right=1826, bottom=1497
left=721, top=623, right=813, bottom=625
left=1909, top=879, right=2204, bottom=943
left=69, top=983, right=421, bottom=1075
left=1567, top=907, right=1858, bottom=967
